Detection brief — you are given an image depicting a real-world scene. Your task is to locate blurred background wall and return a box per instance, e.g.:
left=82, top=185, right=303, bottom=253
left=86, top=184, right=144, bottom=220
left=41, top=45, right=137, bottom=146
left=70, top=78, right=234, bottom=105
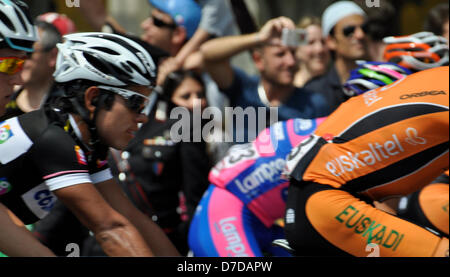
left=23, top=0, right=448, bottom=36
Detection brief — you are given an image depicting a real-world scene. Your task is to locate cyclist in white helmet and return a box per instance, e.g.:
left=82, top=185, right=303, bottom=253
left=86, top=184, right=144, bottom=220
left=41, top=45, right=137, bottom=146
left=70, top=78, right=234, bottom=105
left=0, top=32, right=180, bottom=257
left=0, top=0, right=38, bottom=116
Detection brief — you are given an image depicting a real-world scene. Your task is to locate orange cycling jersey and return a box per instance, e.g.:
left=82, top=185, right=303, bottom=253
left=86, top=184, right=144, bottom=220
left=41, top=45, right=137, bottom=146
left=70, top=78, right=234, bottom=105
left=286, top=66, right=449, bottom=200
left=284, top=67, right=449, bottom=257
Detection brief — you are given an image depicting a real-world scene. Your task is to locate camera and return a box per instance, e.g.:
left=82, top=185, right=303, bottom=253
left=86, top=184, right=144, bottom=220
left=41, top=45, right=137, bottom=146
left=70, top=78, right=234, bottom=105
left=281, top=28, right=308, bottom=47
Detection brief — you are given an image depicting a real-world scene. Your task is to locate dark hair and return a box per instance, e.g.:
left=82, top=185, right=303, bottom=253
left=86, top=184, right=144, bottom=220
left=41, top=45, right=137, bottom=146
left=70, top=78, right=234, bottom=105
left=34, top=20, right=62, bottom=52
left=161, top=70, right=205, bottom=101
left=424, top=3, right=449, bottom=36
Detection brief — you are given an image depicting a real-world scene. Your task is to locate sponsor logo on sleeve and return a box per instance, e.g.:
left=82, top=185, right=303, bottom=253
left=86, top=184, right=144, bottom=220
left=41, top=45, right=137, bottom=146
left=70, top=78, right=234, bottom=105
left=233, top=158, right=286, bottom=194
left=217, top=217, right=248, bottom=257
left=74, top=145, right=87, bottom=165
left=21, top=183, right=56, bottom=219
left=96, top=159, right=108, bottom=168
left=0, top=124, right=13, bottom=144
left=336, top=205, right=405, bottom=252
left=0, top=178, right=12, bottom=195
left=293, top=119, right=316, bottom=136
left=363, top=90, right=383, bottom=107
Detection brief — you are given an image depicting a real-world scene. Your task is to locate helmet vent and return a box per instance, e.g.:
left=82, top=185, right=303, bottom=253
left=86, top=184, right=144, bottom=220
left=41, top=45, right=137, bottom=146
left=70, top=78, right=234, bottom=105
left=0, top=12, right=15, bottom=32
left=127, top=61, right=143, bottom=74
left=91, top=46, right=120, bottom=55
left=83, top=52, right=131, bottom=82
left=14, top=6, right=28, bottom=33
left=121, top=62, right=132, bottom=73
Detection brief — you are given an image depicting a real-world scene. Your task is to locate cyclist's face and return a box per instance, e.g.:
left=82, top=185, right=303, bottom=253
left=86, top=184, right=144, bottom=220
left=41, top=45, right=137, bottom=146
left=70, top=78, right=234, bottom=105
left=330, top=14, right=369, bottom=60
left=0, top=48, right=26, bottom=116
left=171, top=77, right=206, bottom=111
left=96, top=85, right=151, bottom=150
left=296, top=25, right=330, bottom=76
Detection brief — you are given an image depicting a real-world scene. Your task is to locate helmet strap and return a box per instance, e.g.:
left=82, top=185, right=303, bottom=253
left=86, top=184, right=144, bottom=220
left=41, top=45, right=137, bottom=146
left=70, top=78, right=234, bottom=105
left=67, top=96, right=101, bottom=156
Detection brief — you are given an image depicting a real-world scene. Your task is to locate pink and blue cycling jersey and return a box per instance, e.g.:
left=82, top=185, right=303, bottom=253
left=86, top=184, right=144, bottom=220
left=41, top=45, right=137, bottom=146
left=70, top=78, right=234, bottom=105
left=188, top=117, right=327, bottom=257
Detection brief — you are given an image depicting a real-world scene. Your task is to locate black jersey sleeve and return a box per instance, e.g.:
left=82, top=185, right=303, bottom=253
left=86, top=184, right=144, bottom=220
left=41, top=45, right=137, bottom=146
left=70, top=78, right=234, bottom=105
left=29, top=124, right=92, bottom=191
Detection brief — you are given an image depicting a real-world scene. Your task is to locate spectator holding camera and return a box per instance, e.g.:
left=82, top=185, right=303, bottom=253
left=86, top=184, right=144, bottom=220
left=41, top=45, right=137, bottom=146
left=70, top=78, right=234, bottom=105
left=201, top=16, right=331, bottom=144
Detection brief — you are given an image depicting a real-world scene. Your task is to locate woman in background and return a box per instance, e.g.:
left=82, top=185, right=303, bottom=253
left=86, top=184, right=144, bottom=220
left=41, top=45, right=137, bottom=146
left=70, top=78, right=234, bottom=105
left=294, top=16, right=330, bottom=88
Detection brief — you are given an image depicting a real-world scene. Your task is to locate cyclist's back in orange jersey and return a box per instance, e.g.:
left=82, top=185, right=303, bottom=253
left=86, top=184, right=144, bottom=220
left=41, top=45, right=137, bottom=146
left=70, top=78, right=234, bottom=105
left=284, top=67, right=449, bottom=257
left=287, top=66, right=449, bottom=201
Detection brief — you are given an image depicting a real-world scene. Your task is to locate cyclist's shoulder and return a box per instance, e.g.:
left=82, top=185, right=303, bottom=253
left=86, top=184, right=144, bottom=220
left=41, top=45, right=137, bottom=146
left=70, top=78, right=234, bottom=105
left=1, top=109, right=74, bottom=155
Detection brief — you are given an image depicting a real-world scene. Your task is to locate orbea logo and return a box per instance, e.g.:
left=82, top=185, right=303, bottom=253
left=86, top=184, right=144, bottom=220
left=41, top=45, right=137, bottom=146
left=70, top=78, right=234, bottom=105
left=0, top=178, right=12, bottom=196
left=0, top=124, right=13, bottom=144
left=65, top=0, right=80, bottom=7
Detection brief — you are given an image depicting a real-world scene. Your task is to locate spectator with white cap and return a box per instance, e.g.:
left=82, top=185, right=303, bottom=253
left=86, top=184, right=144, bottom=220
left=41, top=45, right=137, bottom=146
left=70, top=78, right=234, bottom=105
left=304, top=1, right=370, bottom=112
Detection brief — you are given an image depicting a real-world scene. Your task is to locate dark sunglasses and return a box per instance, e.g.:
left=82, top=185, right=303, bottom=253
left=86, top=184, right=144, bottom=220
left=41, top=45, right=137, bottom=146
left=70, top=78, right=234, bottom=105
left=152, top=16, right=177, bottom=29
left=342, top=22, right=370, bottom=37
left=98, top=85, right=150, bottom=114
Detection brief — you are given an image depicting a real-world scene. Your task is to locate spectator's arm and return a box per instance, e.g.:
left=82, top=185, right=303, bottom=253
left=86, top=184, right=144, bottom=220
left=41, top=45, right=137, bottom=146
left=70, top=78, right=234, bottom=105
left=201, top=16, right=295, bottom=89
left=175, top=28, right=212, bottom=67
left=200, top=32, right=259, bottom=89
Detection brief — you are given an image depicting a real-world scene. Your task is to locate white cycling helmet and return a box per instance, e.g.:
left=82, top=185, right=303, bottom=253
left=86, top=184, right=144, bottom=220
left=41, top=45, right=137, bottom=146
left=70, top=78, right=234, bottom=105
left=54, top=32, right=157, bottom=88
left=383, top=32, right=449, bottom=71
left=0, top=0, right=38, bottom=52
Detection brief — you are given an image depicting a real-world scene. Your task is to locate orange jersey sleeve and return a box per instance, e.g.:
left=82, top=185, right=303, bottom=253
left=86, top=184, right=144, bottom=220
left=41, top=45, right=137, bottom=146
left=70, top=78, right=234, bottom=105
left=305, top=189, right=448, bottom=257
left=418, top=183, right=449, bottom=236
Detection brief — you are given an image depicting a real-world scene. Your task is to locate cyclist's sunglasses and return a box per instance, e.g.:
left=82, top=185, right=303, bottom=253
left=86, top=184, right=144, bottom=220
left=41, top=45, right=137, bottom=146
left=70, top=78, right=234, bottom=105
left=152, top=16, right=177, bottom=29
left=98, top=85, right=150, bottom=114
left=0, top=57, right=26, bottom=75
left=342, top=22, right=370, bottom=37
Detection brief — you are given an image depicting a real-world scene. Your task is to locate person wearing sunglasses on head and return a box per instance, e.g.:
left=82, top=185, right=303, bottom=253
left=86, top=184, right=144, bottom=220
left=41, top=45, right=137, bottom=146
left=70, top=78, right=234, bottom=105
left=304, top=1, right=370, bottom=113
left=0, top=32, right=180, bottom=257
left=0, top=0, right=38, bottom=117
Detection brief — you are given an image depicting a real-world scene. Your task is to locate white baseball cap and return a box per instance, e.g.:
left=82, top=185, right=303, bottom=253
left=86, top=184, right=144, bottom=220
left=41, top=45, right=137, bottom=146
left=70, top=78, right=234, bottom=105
left=322, top=1, right=367, bottom=37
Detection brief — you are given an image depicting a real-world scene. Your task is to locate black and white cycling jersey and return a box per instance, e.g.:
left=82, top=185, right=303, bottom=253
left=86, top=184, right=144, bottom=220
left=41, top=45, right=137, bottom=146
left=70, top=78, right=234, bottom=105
left=0, top=108, right=112, bottom=224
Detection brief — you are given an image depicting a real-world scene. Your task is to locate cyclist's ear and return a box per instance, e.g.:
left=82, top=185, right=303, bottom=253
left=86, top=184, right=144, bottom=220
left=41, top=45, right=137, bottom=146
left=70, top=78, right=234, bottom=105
left=84, top=86, right=101, bottom=113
